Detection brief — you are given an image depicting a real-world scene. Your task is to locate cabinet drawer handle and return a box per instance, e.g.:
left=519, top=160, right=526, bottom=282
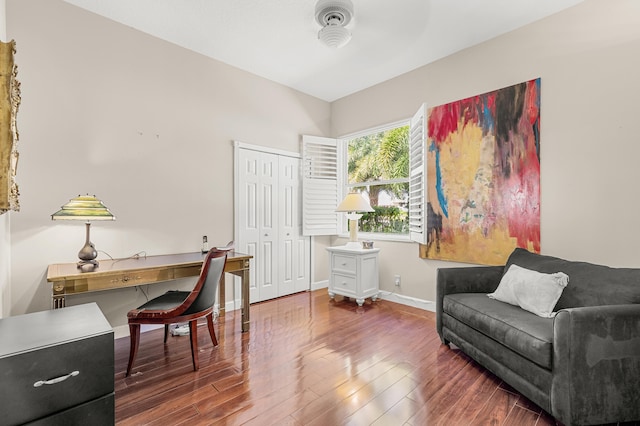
left=33, top=370, right=80, bottom=387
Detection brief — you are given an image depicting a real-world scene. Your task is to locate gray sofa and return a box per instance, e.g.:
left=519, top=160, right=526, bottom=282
left=436, top=248, right=640, bottom=426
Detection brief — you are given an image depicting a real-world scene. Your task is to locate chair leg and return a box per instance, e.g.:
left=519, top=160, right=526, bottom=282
left=206, top=313, right=218, bottom=346
left=189, top=319, right=199, bottom=371
left=126, top=323, right=141, bottom=377
left=164, top=324, right=169, bottom=343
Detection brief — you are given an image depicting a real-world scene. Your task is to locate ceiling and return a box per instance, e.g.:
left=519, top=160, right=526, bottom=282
left=63, top=0, right=584, bottom=102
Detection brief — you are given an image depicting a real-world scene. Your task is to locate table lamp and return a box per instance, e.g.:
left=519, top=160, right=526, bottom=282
left=336, top=191, right=374, bottom=249
left=51, top=194, right=115, bottom=269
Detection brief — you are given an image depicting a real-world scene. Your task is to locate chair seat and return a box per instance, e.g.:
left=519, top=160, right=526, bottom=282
left=137, top=290, right=190, bottom=311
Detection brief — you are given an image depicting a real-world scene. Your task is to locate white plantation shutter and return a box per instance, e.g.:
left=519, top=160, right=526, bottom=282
left=409, top=104, right=428, bottom=244
left=302, top=135, right=342, bottom=236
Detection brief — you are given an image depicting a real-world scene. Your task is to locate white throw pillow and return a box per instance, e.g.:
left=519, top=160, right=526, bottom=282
left=488, top=264, right=569, bottom=318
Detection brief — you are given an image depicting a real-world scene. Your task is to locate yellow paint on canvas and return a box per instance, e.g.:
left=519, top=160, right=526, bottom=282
left=436, top=224, right=519, bottom=265
left=425, top=121, right=522, bottom=265
left=438, top=121, right=484, bottom=210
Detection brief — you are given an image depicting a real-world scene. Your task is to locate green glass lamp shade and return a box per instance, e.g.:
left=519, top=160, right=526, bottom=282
left=51, top=194, right=115, bottom=221
left=51, top=195, right=115, bottom=269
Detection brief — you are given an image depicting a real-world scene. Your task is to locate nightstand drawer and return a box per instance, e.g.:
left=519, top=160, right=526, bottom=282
left=331, top=272, right=357, bottom=294
left=332, top=254, right=357, bottom=274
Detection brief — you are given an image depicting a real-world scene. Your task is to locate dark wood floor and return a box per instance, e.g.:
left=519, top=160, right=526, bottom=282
left=114, top=289, right=557, bottom=425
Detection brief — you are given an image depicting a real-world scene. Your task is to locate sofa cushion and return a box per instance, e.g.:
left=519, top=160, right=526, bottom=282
left=489, top=264, right=569, bottom=318
left=444, top=293, right=554, bottom=369
left=505, top=248, right=640, bottom=309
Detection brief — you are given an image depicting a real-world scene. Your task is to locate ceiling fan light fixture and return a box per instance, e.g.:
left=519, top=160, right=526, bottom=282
left=315, top=0, right=354, bottom=49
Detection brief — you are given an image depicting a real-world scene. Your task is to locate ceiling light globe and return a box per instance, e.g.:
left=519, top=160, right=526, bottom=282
left=318, top=25, right=351, bottom=48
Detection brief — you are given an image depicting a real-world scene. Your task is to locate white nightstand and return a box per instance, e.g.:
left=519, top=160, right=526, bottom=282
left=327, top=245, right=380, bottom=306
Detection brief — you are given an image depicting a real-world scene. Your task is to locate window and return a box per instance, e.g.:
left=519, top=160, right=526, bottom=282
left=343, top=123, right=410, bottom=236
left=302, top=103, right=427, bottom=244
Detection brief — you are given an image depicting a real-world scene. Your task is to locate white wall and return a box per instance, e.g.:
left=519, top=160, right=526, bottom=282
left=6, top=0, right=330, bottom=329
left=331, top=0, right=640, bottom=303
left=0, top=0, right=9, bottom=319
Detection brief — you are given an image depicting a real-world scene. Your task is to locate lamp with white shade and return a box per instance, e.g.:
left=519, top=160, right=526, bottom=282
left=335, top=191, right=373, bottom=249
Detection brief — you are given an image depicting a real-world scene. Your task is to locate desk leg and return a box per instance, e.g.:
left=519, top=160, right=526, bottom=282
left=241, top=267, right=250, bottom=332
left=52, top=283, right=66, bottom=309
left=52, top=295, right=65, bottom=309
left=219, top=274, right=226, bottom=318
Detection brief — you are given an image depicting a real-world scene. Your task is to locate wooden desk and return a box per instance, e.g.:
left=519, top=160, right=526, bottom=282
left=46, top=251, right=253, bottom=332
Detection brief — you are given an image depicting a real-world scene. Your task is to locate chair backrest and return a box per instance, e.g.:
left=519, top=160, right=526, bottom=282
left=182, top=249, right=227, bottom=315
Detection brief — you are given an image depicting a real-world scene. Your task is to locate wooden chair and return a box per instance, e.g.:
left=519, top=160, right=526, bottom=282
left=125, top=249, right=227, bottom=377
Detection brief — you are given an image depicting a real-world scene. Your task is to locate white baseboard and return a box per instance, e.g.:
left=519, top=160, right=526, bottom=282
left=377, top=290, right=436, bottom=312
left=114, top=324, right=164, bottom=340
left=312, top=280, right=328, bottom=291
left=227, top=299, right=240, bottom=312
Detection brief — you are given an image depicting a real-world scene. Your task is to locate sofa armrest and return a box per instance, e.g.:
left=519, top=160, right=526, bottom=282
left=552, top=304, right=640, bottom=425
left=436, top=266, right=503, bottom=343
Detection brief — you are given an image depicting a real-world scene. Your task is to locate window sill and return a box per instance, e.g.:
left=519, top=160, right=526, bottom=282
left=337, top=232, right=412, bottom=244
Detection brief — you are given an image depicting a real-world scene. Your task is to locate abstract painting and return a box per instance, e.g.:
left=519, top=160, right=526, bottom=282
left=419, top=79, right=540, bottom=265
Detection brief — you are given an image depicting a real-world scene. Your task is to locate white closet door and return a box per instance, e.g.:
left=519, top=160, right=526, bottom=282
left=238, top=148, right=278, bottom=303
left=278, top=156, right=310, bottom=296
left=236, top=142, right=311, bottom=305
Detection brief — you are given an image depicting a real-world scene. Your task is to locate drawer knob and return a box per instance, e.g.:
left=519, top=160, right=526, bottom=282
left=33, top=370, right=80, bottom=387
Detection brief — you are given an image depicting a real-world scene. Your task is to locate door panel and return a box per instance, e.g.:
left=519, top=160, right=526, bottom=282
left=279, top=156, right=310, bottom=296
left=258, top=153, right=278, bottom=302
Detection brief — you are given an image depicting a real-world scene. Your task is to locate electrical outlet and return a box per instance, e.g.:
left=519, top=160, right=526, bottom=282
left=394, top=274, right=401, bottom=286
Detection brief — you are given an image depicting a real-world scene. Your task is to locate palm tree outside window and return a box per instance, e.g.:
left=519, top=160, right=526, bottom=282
left=345, top=124, right=410, bottom=235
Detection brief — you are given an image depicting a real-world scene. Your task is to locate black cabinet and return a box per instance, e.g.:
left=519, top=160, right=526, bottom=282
left=0, top=303, right=114, bottom=425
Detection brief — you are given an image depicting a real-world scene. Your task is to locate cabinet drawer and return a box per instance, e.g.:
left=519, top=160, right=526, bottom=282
left=0, top=333, right=114, bottom=426
left=332, top=272, right=357, bottom=294
left=27, top=392, right=114, bottom=426
left=64, top=268, right=173, bottom=294
left=332, top=254, right=357, bottom=274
